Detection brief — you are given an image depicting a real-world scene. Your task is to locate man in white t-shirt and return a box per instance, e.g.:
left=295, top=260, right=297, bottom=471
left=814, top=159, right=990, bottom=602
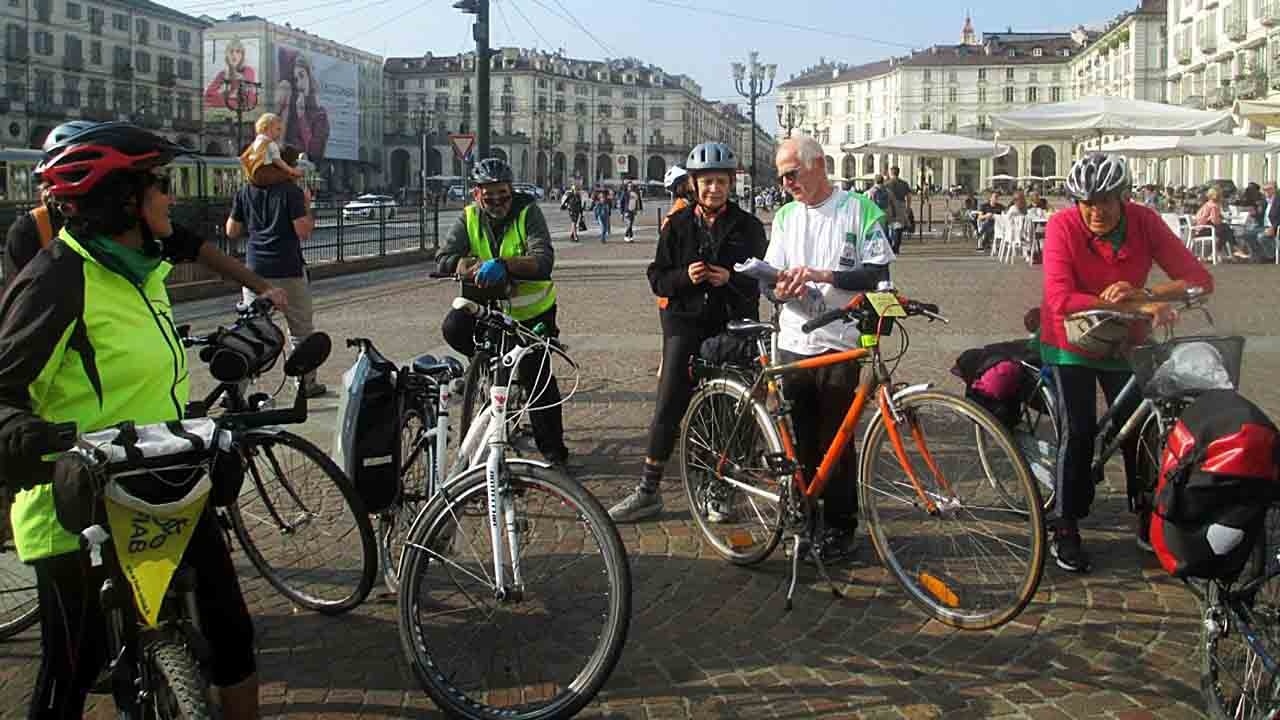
left=765, top=135, right=895, bottom=563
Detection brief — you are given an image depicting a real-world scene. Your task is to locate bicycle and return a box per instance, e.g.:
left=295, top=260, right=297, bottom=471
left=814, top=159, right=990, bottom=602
left=29, top=332, right=331, bottom=718
left=341, top=336, right=465, bottom=594
left=397, top=297, right=630, bottom=720
left=181, top=301, right=377, bottom=614
left=983, top=288, right=1238, bottom=524
left=679, top=287, right=1047, bottom=629
left=0, top=489, right=38, bottom=640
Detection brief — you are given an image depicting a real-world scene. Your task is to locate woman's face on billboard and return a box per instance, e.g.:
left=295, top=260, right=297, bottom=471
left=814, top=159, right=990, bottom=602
left=294, top=64, right=310, bottom=95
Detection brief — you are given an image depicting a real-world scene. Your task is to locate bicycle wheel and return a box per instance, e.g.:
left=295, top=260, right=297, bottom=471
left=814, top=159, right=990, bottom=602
left=679, top=377, right=785, bottom=565
left=380, top=407, right=434, bottom=593
left=1203, top=506, right=1280, bottom=720
left=0, top=536, right=38, bottom=640
left=977, top=371, right=1057, bottom=512
left=398, top=462, right=631, bottom=720
left=229, top=430, right=377, bottom=614
left=859, top=390, right=1046, bottom=630
left=140, top=636, right=212, bottom=720
left=459, top=350, right=493, bottom=442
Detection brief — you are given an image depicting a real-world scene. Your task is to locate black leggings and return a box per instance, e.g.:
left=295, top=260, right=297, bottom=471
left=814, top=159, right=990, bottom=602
left=645, top=313, right=708, bottom=463
left=1050, top=364, right=1141, bottom=524
left=29, top=509, right=255, bottom=719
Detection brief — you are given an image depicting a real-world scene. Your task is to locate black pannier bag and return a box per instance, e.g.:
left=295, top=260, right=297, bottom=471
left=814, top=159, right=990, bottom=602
left=1151, top=390, right=1280, bottom=579
left=334, top=341, right=401, bottom=513
left=951, top=339, right=1040, bottom=429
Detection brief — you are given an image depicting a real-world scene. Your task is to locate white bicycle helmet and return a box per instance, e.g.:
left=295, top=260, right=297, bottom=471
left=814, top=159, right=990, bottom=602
left=662, top=164, right=688, bottom=191
left=1066, top=153, right=1130, bottom=202
left=686, top=142, right=736, bottom=172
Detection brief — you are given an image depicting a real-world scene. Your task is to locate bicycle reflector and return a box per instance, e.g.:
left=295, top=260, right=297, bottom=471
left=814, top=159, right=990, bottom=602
left=917, top=571, right=961, bottom=608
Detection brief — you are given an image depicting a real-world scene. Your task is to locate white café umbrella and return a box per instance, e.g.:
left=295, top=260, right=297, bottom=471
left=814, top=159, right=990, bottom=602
left=1100, top=132, right=1280, bottom=157
left=992, top=96, right=1232, bottom=140
left=988, top=174, right=1016, bottom=182
left=843, top=130, right=1010, bottom=159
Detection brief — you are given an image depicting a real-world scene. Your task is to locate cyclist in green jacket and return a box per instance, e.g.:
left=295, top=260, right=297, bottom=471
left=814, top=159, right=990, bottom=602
left=0, top=123, right=260, bottom=719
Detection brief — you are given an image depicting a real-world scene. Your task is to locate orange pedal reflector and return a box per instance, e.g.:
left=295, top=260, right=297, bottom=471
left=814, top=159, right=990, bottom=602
left=918, top=571, right=961, bottom=608
left=726, top=531, right=754, bottom=551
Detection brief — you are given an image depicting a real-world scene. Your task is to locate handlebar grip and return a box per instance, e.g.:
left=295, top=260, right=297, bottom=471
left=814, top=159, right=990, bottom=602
left=46, top=421, right=78, bottom=454
left=428, top=272, right=454, bottom=279
left=451, top=297, right=485, bottom=317
left=801, top=308, right=849, bottom=334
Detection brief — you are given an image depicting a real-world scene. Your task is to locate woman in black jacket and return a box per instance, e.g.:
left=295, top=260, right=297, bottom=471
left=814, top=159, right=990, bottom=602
left=609, top=142, right=767, bottom=523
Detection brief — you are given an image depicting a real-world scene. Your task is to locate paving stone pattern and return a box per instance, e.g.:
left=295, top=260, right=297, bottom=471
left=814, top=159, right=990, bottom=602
left=3, top=231, right=1279, bottom=718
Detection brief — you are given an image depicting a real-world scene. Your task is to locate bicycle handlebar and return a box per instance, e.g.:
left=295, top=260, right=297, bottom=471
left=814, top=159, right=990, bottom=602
left=800, top=296, right=947, bottom=334
left=451, top=298, right=569, bottom=353
left=1068, top=287, right=1213, bottom=326
left=179, top=297, right=276, bottom=348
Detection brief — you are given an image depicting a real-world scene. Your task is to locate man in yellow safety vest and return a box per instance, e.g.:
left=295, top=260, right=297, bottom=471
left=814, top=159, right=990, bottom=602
left=436, top=157, right=569, bottom=466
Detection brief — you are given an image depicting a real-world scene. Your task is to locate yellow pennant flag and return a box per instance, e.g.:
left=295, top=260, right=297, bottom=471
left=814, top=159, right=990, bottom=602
left=104, top=493, right=208, bottom=627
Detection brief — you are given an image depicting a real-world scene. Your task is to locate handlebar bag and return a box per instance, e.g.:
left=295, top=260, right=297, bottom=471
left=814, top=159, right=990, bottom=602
left=334, top=345, right=401, bottom=513
left=200, top=314, right=286, bottom=382
left=54, top=419, right=237, bottom=535
left=1151, top=390, right=1280, bottom=579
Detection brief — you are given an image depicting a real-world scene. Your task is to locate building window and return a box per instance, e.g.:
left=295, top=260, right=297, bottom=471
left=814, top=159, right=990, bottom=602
left=65, top=1, right=80, bottom=20
left=864, top=96, right=871, bottom=111
left=822, top=101, right=831, bottom=116
left=33, top=31, right=53, bottom=56
left=435, top=95, right=448, bottom=111
left=88, top=6, right=103, bottom=33
left=623, top=105, right=637, bottom=119
left=650, top=105, right=664, bottom=120
left=90, top=40, right=101, bottom=64
left=112, top=12, right=128, bottom=31
left=1051, top=86, right=1063, bottom=102
left=1033, top=47, right=1043, bottom=57
left=597, top=88, right=611, bottom=97
left=1026, top=86, right=1038, bottom=102
left=923, top=88, right=931, bottom=103
left=864, top=122, right=871, bottom=141
left=844, top=124, right=854, bottom=142
left=135, top=18, right=147, bottom=42
left=1029, top=71, right=1038, bottom=83
left=135, top=86, right=150, bottom=115
left=176, top=91, right=191, bottom=119
left=923, top=69, right=932, bottom=82
left=156, top=91, right=171, bottom=117
left=35, top=0, right=51, bottom=22
left=177, top=29, right=190, bottom=51
left=61, top=76, right=79, bottom=107
left=575, top=83, right=587, bottom=96
left=435, top=78, right=449, bottom=88
left=134, top=50, right=150, bottom=73
left=577, top=124, right=585, bottom=141
left=113, top=45, right=129, bottom=68
left=978, top=68, right=987, bottom=81
left=1005, top=68, right=1015, bottom=81
left=113, top=82, right=130, bottom=112
left=158, top=55, right=173, bottom=77
left=1004, top=86, right=1015, bottom=102
left=88, top=78, right=105, bottom=107
left=177, top=58, right=191, bottom=80
left=948, top=87, right=957, bottom=103
left=158, top=24, right=171, bottom=42
left=65, top=34, right=82, bottom=61
left=920, top=114, right=932, bottom=130
left=554, top=98, right=566, bottom=113
left=978, top=87, right=987, bottom=103
left=537, top=78, right=547, bottom=88
left=537, top=95, right=547, bottom=111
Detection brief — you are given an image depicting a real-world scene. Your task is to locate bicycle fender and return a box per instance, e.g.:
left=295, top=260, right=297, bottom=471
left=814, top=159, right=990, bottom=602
left=891, top=383, right=933, bottom=402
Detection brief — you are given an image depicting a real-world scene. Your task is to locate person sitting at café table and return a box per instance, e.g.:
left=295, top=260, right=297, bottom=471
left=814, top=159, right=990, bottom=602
left=975, top=191, right=1004, bottom=253
left=1005, top=190, right=1029, bottom=217
left=1194, top=186, right=1249, bottom=261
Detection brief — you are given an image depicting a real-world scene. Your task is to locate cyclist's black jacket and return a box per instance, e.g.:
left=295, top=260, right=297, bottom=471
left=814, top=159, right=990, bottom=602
left=648, top=201, right=767, bottom=335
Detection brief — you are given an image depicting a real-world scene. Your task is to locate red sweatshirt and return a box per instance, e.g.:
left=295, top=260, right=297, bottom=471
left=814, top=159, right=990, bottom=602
left=1040, top=202, right=1214, bottom=360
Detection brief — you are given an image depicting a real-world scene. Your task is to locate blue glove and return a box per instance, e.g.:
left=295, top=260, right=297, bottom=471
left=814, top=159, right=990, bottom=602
left=475, top=259, right=508, bottom=287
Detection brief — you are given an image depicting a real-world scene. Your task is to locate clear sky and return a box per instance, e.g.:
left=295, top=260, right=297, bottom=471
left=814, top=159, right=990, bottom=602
left=174, top=0, right=1141, bottom=131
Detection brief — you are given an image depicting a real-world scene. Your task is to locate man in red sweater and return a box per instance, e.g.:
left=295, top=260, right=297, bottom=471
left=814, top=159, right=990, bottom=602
left=1040, top=153, right=1214, bottom=573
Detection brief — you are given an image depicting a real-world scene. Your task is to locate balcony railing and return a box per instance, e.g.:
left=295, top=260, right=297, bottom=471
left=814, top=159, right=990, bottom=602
left=157, top=71, right=176, bottom=87
left=62, top=55, right=84, bottom=71
left=1176, top=45, right=1192, bottom=64
left=1208, top=86, right=1234, bottom=108
left=1266, top=0, right=1280, bottom=25
left=1226, top=13, right=1248, bottom=40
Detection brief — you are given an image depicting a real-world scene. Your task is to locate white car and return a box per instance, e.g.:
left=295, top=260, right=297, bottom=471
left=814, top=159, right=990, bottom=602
left=514, top=183, right=545, bottom=200
left=342, top=194, right=398, bottom=219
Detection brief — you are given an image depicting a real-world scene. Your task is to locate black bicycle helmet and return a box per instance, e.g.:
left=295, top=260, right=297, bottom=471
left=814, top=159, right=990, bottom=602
left=686, top=142, right=737, bottom=172
left=1066, top=153, right=1130, bottom=203
left=472, top=157, right=514, bottom=186
left=41, top=120, right=98, bottom=155
left=37, top=122, right=190, bottom=198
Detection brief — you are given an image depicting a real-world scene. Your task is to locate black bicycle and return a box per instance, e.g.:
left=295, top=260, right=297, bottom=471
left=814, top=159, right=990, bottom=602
left=182, top=301, right=377, bottom=614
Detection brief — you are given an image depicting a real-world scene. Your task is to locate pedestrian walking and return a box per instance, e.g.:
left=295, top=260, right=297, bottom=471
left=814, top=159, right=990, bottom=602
left=621, top=181, right=644, bottom=242
left=561, top=184, right=584, bottom=242
left=886, top=165, right=913, bottom=253
left=592, top=188, right=613, bottom=242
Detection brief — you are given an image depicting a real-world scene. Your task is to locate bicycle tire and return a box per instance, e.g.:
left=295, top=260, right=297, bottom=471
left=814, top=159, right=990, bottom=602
left=1203, top=505, right=1280, bottom=720
left=859, top=390, right=1046, bottom=630
left=380, top=407, right=434, bottom=594
left=976, top=372, right=1057, bottom=512
left=0, top=535, right=39, bottom=635
left=398, top=461, right=631, bottom=720
left=679, top=377, right=785, bottom=565
left=140, top=636, right=212, bottom=720
left=459, top=350, right=493, bottom=442
left=229, top=430, right=377, bottom=614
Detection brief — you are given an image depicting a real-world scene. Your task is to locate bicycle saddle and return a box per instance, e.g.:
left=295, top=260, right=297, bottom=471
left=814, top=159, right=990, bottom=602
left=726, top=320, right=774, bottom=337
left=412, top=354, right=465, bottom=379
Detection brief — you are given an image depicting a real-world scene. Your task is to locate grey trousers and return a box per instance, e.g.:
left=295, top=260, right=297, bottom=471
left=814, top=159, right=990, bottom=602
left=243, top=273, right=319, bottom=386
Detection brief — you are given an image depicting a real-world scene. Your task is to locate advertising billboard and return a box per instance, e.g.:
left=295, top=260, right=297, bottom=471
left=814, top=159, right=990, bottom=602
left=203, top=36, right=261, bottom=124
left=272, top=44, right=360, bottom=162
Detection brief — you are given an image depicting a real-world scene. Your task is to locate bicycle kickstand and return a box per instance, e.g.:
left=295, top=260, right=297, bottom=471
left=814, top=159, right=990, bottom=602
left=785, top=534, right=802, bottom=612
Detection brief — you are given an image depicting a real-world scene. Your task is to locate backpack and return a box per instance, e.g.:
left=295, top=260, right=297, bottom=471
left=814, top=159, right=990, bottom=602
left=333, top=342, right=401, bottom=513
left=1151, top=390, right=1280, bottom=579
left=951, top=339, right=1040, bottom=428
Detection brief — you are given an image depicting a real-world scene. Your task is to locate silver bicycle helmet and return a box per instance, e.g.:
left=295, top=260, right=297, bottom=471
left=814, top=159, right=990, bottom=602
left=1066, top=153, right=1130, bottom=202
left=686, top=142, right=737, bottom=172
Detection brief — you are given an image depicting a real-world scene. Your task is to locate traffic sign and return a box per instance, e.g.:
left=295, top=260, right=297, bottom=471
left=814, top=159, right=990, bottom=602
left=449, top=133, right=476, bottom=161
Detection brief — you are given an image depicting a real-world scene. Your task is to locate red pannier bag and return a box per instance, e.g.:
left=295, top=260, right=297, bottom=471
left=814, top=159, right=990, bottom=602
left=1151, top=390, right=1280, bottom=579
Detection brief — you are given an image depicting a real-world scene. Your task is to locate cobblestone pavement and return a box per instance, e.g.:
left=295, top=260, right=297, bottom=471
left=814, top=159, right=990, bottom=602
left=4, top=230, right=1280, bottom=719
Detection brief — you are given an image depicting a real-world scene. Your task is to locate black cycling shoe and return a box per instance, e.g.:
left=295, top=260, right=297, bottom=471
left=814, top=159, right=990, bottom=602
left=1051, top=527, right=1092, bottom=573
left=803, top=527, right=859, bottom=566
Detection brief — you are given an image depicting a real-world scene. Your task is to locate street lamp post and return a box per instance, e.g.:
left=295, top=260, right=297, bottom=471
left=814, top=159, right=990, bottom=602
left=732, top=52, right=776, bottom=215
left=414, top=102, right=433, bottom=207
left=222, top=78, right=262, bottom=153
left=776, top=103, right=805, bottom=139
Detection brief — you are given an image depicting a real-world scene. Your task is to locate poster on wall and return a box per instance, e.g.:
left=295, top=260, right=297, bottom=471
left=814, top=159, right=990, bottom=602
left=203, top=36, right=261, bottom=123
left=273, top=44, right=359, bottom=162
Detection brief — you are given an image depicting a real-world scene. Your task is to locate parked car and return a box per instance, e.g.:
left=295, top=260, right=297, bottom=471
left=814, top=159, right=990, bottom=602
left=447, top=185, right=467, bottom=201
left=342, top=194, right=398, bottom=219
left=514, top=183, right=545, bottom=200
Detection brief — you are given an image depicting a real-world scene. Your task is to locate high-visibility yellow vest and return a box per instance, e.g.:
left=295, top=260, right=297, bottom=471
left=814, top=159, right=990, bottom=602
left=464, top=204, right=557, bottom=321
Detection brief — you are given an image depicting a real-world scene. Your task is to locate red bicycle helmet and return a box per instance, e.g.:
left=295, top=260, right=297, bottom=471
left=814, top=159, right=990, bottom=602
left=36, top=122, right=190, bottom=197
